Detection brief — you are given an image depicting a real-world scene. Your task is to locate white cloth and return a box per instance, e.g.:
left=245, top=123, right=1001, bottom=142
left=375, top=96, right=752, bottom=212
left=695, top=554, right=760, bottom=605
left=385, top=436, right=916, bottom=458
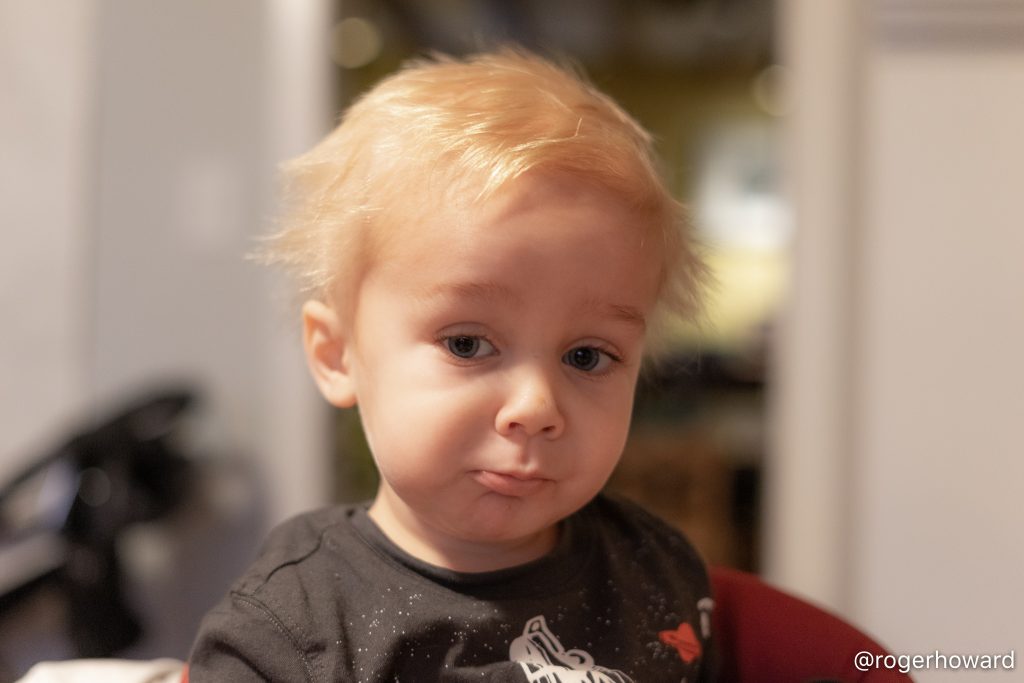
left=15, top=659, right=184, bottom=683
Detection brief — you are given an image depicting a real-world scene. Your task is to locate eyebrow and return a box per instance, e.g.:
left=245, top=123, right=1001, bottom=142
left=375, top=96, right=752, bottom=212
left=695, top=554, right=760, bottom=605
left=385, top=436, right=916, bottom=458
left=583, top=298, right=648, bottom=331
left=419, top=280, right=522, bottom=306
left=420, top=282, right=646, bottom=330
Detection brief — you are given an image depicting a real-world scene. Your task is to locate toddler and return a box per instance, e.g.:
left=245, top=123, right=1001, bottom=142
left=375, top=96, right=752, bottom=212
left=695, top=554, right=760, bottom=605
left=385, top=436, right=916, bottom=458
left=190, top=48, right=714, bottom=682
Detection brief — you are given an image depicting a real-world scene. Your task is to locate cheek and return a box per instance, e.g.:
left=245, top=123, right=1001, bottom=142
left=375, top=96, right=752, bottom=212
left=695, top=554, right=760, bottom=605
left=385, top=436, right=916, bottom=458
left=362, top=367, right=495, bottom=475
left=590, top=379, right=638, bottom=452
left=574, top=372, right=637, bottom=423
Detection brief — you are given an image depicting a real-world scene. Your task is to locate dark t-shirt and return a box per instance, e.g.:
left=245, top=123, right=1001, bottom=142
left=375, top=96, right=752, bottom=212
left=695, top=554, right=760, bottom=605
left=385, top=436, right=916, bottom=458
left=189, top=494, right=715, bottom=682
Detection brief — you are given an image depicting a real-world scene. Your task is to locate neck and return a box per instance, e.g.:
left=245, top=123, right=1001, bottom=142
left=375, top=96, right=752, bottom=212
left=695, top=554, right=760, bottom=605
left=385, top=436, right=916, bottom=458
left=367, top=491, right=559, bottom=573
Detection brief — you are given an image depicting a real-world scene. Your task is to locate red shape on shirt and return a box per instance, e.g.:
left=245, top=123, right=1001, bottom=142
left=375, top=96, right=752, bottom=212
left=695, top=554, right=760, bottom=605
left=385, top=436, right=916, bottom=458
left=659, top=622, right=702, bottom=663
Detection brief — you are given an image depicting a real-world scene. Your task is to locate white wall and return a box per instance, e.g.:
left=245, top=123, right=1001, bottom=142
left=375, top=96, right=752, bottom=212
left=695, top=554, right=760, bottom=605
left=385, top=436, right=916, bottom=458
left=0, top=0, right=96, bottom=479
left=90, top=0, right=333, bottom=524
left=2, top=0, right=334, bottom=665
left=2, top=0, right=332, bottom=532
left=854, top=44, right=1024, bottom=671
left=765, top=0, right=861, bottom=609
left=770, top=1, right=1024, bottom=678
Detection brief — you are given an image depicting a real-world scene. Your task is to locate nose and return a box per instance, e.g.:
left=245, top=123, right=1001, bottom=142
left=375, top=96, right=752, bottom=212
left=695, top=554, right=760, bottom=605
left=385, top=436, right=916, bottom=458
left=495, top=368, right=565, bottom=439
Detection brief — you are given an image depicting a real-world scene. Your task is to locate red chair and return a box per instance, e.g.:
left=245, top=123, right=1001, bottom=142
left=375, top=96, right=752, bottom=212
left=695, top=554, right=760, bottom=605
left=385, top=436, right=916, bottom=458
left=711, top=566, right=912, bottom=681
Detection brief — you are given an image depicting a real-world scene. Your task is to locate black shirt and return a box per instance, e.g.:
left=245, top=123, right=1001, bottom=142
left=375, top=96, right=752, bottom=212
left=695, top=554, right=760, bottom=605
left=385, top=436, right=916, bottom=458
left=189, top=494, right=715, bottom=682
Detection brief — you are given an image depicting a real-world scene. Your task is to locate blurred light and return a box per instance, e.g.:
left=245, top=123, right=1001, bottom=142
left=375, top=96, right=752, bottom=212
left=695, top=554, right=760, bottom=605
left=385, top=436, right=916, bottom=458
left=695, top=124, right=791, bottom=251
left=752, top=64, right=788, bottom=117
left=330, top=17, right=382, bottom=69
left=120, top=524, right=175, bottom=582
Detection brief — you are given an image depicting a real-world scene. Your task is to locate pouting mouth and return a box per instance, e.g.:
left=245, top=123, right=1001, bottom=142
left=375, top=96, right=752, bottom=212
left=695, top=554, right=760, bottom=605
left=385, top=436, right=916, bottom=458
left=471, top=470, right=552, bottom=497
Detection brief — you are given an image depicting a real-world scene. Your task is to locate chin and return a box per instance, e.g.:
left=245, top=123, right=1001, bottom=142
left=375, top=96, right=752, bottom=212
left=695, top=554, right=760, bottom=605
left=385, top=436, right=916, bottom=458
left=455, top=504, right=551, bottom=543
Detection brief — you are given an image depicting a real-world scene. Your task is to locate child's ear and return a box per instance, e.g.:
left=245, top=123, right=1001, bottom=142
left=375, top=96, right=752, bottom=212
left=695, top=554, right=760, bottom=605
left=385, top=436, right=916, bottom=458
left=302, top=299, right=358, bottom=408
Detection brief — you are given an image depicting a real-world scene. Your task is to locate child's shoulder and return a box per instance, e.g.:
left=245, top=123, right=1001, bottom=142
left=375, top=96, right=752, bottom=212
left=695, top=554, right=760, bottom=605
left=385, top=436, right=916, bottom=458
left=230, top=504, right=360, bottom=595
left=587, top=491, right=688, bottom=537
left=585, top=492, right=708, bottom=572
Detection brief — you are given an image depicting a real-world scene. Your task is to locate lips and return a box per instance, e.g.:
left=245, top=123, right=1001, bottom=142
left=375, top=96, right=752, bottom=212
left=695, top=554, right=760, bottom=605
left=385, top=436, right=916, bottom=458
left=472, top=470, right=550, bottom=497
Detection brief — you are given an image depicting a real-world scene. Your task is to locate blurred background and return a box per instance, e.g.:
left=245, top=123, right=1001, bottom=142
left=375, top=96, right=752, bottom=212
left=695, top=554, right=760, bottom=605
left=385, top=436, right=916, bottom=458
left=1, top=0, right=1021, bottom=681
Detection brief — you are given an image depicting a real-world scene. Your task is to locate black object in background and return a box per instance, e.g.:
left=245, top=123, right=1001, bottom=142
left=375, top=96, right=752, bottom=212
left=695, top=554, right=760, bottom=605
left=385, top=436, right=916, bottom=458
left=0, top=389, right=196, bottom=658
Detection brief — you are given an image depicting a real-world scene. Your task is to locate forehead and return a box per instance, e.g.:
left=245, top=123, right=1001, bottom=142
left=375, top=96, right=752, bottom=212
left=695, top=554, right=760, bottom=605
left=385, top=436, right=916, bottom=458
left=379, top=172, right=659, bottom=264
left=366, top=172, right=663, bottom=312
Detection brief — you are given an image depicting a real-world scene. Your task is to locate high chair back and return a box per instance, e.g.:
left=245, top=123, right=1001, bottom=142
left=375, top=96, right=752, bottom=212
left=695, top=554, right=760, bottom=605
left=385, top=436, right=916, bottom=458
left=710, top=566, right=912, bottom=682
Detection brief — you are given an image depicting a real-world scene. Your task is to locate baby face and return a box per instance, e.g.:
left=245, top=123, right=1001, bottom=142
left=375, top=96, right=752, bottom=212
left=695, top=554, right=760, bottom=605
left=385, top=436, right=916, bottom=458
left=345, top=174, right=662, bottom=571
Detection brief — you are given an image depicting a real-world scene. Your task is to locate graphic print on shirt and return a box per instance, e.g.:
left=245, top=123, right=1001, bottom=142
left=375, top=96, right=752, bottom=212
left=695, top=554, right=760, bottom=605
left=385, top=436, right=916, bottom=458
left=510, top=615, right=634, bottom=683
left=658, top=622, right=702, bottom=664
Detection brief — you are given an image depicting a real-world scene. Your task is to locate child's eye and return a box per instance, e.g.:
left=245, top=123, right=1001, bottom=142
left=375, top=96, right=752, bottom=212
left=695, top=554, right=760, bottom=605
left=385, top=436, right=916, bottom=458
left=562, top=346, right=616, bottom=373
left=444, top=335, right=496, bottom=359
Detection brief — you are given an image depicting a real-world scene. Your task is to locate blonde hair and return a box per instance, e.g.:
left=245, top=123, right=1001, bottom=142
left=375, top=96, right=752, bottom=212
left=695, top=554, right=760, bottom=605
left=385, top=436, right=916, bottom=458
left=261, top=48, right=705, bottom=352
